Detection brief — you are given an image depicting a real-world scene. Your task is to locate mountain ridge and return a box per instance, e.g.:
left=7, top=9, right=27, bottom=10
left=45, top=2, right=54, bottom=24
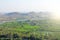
left=0, top=12, right=51, bottom=22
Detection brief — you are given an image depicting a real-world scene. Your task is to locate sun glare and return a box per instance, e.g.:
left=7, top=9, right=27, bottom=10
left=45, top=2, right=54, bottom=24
left=51, top=13, right=60, bottom=20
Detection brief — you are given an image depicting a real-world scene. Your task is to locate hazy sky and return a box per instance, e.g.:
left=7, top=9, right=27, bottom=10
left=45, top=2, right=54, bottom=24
left=0, top=0, right=60, bottom=13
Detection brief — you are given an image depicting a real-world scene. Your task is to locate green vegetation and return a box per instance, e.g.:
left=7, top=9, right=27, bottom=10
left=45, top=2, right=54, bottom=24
left=0, top=20, right=60, bottom=40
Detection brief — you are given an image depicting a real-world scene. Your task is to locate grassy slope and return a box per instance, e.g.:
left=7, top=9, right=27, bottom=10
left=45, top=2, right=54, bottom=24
left=0, top=21, right=60, bottom=40
left=0, top=21, right=41, bottom=37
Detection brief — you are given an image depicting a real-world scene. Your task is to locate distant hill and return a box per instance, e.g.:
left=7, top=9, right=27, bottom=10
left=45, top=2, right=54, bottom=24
left=0, top=12, right=51, bottom=22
